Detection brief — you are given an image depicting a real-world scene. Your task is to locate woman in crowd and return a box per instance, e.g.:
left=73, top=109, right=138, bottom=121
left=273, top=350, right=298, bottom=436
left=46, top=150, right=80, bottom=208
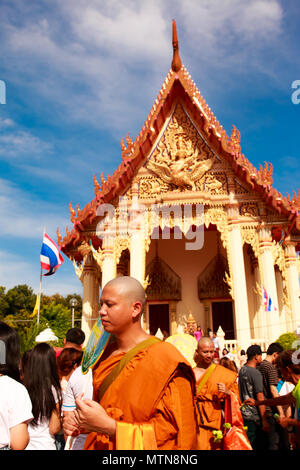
left=55, top=348, right=83, bottom=450
left=219, top=356, right=238, bottom=373
left=22, top=342, right=62, bottom=450
left=57, top=348, right=83, bottom=396
left=0, top=321, right=33, bottom=450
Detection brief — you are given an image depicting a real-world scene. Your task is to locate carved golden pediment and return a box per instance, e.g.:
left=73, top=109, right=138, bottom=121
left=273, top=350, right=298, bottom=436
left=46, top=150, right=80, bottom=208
left=146, top=104, right=215, bottom=191
left=199, top=172, right=228, bottom=194
left=138, top=175, right=173, bottom=199
left=240, top=203, right=259, bottom=218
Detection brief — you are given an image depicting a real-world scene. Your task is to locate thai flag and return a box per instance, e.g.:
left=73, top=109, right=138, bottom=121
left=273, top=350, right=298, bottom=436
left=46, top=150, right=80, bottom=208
left=263, top=287, right=277, bottom=312
left=40, top=233, right=64, bottom=276
left=263, top=287, right=269, bottom=311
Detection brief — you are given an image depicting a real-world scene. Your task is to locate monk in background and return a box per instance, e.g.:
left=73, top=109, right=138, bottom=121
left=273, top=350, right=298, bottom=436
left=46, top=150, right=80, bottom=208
left=193, top=337, right=240, bottom=450
left=63, top=276, right=197, bottom=450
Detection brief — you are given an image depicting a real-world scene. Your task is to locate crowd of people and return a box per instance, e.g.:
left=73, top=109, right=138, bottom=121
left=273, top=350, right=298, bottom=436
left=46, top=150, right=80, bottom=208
left=0, top=275, right=299, bottom=451
left=0, top=324, right=92, bottom=450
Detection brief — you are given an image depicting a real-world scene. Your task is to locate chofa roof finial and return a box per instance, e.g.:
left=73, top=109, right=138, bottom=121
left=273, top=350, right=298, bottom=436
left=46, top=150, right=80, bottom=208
left=171, top=19, right=182, bottom=72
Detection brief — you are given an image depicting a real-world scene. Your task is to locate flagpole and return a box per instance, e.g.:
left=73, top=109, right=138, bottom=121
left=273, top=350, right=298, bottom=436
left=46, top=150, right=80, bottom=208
left=37, top=269, right=42, bottom=325
left=37, top=226, right=46, bottom=325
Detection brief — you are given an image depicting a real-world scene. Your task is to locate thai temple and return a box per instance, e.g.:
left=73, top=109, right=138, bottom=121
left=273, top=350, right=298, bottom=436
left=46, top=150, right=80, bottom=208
left=58, top=21, right=300, bottom=349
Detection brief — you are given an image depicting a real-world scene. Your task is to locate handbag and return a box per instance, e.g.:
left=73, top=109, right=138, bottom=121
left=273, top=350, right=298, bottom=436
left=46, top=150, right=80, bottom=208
left=222, top=391, right=252, bottom=450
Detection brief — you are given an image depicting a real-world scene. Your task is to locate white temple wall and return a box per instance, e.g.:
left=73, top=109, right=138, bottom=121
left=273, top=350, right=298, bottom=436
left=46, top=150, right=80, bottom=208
left=146, top=230, right=219, bottom=331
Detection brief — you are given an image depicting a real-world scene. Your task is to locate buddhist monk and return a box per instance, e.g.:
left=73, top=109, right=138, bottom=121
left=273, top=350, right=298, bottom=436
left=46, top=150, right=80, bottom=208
left=63, top=276, right=197, bottom=450
left=193, top=337, right=240, bottom=450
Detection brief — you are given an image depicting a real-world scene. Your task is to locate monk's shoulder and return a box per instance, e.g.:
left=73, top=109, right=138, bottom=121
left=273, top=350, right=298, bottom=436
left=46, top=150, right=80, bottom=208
left=215, top=364, right=237, bottom=383
left=149, top=340, right=191, bottom=365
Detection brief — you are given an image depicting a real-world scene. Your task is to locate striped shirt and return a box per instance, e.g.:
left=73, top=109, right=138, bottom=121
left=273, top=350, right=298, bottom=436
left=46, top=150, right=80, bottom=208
left=257, top=360, right=279, bottom=400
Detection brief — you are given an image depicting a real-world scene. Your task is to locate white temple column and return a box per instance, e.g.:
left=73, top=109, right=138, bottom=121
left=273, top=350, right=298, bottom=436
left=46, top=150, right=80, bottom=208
left=275, top=266, right=288, bottom=332
left=252, top=256, right=266, bottom=339
left=129, top=197, right=146, bottom=286
left=81, top=254, right=99, bottom=342
left=227, top=204, right=251, bottom=349
left=258, top=226, right=281, bottom=342
left=101, top=235, right=117, bottom=289
left=284, top=240, right=300, bottom=330
left=129, top=230, right=146, bottom=285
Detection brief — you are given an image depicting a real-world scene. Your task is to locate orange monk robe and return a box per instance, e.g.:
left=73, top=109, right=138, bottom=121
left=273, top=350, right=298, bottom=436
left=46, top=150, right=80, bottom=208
left=195, top=364, right=240, bottom=450
left=84, top=340, right=198, bottom=450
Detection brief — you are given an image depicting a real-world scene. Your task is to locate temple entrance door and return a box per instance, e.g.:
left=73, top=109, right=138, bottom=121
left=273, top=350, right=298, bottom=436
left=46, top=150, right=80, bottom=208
left=212, top=301, right=235, bottom=339
left=148, top=304, right=170, bottom=337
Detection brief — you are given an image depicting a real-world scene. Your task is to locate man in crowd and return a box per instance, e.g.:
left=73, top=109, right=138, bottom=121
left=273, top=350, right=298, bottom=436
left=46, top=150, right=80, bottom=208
left=63, top=276, right=198, bottom=450
left=55, top=327, right=85, bottom=358
left=238, top=345, right=269, bottom=449
left=257, top=342, right=284, bottom=449
left=244, top=349, right=300, bottom=449
left=193, top=337, right=239, bottom=449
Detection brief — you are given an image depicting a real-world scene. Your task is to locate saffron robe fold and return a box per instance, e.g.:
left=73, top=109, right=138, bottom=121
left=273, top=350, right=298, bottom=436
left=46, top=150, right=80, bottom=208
left=84, top=339, right=197, bottom=450
left=195, top=364, right=240, bottom=450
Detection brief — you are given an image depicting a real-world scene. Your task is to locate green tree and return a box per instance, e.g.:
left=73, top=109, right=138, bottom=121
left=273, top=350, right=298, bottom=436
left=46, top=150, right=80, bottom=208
left=0, top=284, right=83, bottom=352
left=1, top=284, right=35, bottom=317
left=276, top=332, right=299, bottom=350
left=0, top=286, right=9, bottom=317
left=41, top=302, right=72, bottom=346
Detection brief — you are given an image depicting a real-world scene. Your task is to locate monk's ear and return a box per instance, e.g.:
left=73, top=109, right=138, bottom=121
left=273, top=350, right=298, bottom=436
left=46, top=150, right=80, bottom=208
left=131, top=300, right=143, bottom=321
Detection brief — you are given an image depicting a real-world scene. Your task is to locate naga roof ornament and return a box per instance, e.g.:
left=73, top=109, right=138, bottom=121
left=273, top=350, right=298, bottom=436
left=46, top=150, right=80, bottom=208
left=171, top=19, right=182, bottom=72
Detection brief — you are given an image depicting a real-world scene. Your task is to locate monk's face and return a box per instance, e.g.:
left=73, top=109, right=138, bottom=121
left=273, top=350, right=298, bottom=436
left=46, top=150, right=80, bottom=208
left=99, top=284, right=141, bottom=335
left=196, top=341, right=215, bottom=367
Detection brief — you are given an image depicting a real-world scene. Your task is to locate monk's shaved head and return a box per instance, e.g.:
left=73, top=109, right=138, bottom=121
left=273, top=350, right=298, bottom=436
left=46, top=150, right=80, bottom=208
left=197, top=337, right=214, bottom=350
left=104, top=276, right=146, bottom=313
left=194, top=336, right=215, bottom=367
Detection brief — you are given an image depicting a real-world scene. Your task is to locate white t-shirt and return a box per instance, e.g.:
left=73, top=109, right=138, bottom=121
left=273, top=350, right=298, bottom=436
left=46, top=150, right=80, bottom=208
left=62, top=367, right=93, bottom=450
left=279, top=381, right=297, bottom=419
left=26, top=386, right=60, bottom=450
left=0, top=375, right=33, bottom=449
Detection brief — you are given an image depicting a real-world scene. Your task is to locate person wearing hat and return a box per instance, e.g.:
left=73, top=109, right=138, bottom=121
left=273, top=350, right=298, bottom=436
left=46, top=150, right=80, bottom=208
left=238, top=345, right=269, bottom=450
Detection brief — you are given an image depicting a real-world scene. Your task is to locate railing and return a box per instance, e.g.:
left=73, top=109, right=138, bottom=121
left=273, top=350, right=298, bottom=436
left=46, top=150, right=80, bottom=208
left=222, top=338, right=268, bottom=353
left=223, top=339, right=238, bottom=352
left=217, top=325, right=269, bottom=355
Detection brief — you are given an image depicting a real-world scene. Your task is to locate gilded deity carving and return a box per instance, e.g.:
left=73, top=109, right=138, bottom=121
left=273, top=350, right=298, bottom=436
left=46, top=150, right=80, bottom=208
left=146, top=104, right=215, bottom=191
left=138, top=176, right=172, bottom=198
left=203, top=172, right=228, bottom=194
left=240, top=204, right=259, bottom=218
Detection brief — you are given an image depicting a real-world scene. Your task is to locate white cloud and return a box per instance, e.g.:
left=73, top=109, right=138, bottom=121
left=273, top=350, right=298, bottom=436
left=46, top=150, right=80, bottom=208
left=0, top=117, right=14, bottom=128
left=0, top=249, right=81, bottom=296
left=67, top=0, right=169, bottom=61
left=0, top=0, right=285, bottom=135
left=0, top=178, right=69, bottom=239
left=179, top=0, right=282, bottom=45
left=0, top=116, right=53, bottom=160
left=0, top=250, right=35, bottom=288
left=0, top=130, right=52, bottom=159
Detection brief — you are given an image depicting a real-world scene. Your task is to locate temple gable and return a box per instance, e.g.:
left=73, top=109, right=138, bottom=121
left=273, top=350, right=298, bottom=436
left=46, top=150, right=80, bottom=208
left=59, top=21, right=300, bottom=349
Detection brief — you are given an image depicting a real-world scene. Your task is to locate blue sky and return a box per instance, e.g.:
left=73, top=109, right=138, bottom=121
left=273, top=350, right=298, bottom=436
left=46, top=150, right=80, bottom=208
left=0, top=0, right=299, bottom=296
